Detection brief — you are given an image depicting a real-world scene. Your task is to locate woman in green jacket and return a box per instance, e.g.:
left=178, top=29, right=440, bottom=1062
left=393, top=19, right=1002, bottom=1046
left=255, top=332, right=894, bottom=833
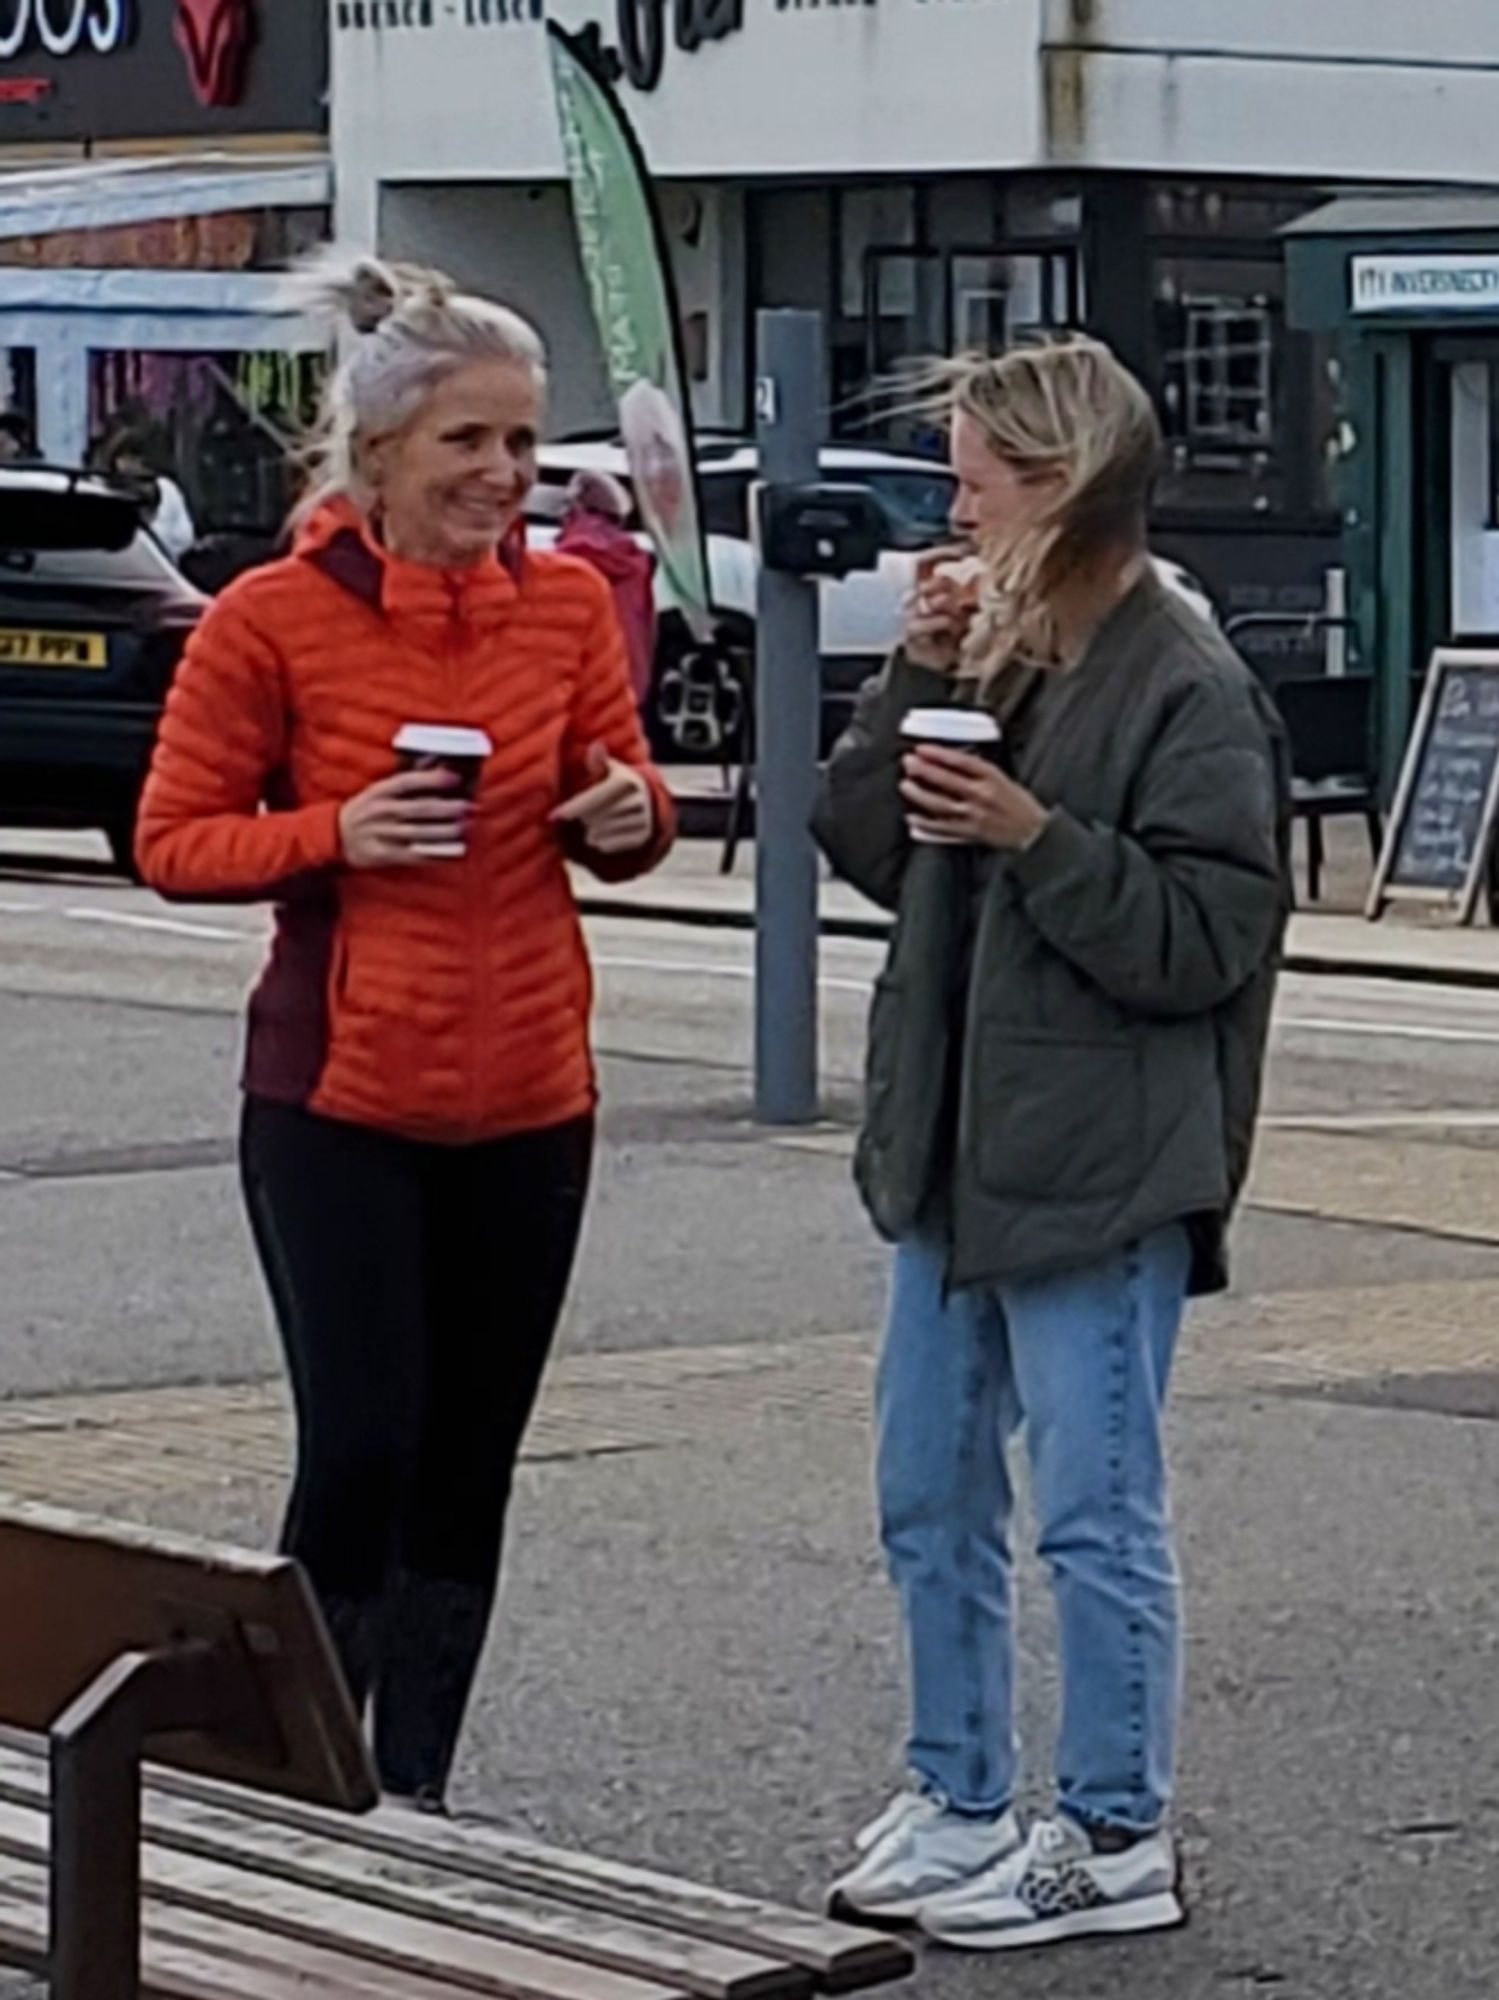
left=816, top=337, right=1288, bottom=1954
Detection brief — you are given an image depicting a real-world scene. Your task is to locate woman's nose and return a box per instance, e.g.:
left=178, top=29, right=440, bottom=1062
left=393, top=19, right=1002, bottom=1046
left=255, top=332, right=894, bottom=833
left=474, top=448, right=518, bottom=490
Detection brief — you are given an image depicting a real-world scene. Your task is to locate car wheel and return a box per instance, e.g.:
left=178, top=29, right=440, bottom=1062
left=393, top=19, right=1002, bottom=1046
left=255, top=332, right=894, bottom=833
left=650, top=622, right=753, bottom=762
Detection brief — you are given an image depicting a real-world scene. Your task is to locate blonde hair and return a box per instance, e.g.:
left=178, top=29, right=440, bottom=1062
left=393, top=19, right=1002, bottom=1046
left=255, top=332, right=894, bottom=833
left=290, top=249, right=548, bottom=522
left=935, top=335, right=1161, bottom=684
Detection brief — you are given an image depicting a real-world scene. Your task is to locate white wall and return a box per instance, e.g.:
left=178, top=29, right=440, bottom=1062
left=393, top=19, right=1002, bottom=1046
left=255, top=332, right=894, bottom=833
left=379, top=184, right=612, bottom=437
left=1449, top=362, right=1499, bottom=636
left=1042, top=0, right=1499, bottom=180
left=377, top=181, right=744, bottom=439
left=333, top=0, right=1045, bottom=188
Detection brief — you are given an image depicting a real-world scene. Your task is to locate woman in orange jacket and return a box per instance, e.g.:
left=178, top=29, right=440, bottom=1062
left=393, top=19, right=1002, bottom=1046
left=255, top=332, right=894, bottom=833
left=136, top=254, right=677, bottom=1811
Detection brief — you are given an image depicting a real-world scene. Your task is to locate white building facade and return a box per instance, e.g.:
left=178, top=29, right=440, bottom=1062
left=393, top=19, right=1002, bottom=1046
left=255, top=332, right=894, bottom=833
left=334, top=0, right=1499, bottom=661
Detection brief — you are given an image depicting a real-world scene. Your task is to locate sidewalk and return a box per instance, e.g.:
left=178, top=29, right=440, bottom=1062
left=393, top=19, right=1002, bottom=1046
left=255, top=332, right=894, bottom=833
left=577, top=812, right=1499, bottom=987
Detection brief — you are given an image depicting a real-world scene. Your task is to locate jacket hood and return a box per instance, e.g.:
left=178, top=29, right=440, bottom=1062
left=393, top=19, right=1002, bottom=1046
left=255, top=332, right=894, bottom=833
left=558, top=511, right=654, bottom=586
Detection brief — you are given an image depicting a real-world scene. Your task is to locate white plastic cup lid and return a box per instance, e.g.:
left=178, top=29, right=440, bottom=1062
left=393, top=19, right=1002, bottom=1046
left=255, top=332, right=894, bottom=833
left=393, top=724, right=494, bottom=760
left=901, top=707, right=1000, bottom=745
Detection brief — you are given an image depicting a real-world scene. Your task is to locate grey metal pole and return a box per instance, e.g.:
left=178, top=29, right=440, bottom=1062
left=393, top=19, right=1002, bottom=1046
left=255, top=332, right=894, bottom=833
left=754, top=310, right=822, bottom=1126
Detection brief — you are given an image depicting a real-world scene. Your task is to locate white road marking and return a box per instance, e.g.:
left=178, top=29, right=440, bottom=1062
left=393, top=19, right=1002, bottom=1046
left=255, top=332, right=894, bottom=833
left=1262, top=1109, right=1499, bottom=1131
left=61, top=907, right=253, bottom=944
left=592, top=953, right=873, bottom=995
left=593, top=953, right=1499, bottom=1041
left=10, top=906, right=1499, bottom=1048
left=1276, top=1014, right=1499, bottom=1048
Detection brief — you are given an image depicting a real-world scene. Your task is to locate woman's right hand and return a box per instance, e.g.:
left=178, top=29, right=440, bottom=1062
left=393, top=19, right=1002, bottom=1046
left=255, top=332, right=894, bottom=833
left=903, top=557, right=982, bottom=672
left=338, top=769, right=469, bottom=869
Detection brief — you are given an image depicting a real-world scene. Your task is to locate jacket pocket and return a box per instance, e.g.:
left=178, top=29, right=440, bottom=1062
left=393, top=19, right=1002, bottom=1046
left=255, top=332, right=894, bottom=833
left=972, top=1030, right=1145, bottom=1201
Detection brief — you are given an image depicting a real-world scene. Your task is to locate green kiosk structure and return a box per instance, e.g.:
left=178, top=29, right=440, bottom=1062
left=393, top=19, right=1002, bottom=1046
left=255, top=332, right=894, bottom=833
left=1287, top=196, right=1499, bottom=802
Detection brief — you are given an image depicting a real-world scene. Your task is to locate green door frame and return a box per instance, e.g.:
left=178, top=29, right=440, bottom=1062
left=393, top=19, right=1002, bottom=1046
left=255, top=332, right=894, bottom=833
left=1284, top=203, right=1499, bottom=802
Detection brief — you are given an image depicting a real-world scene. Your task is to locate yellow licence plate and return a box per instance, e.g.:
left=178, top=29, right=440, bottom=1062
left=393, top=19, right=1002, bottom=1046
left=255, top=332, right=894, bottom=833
left=0, top=628, right=107, bottom=669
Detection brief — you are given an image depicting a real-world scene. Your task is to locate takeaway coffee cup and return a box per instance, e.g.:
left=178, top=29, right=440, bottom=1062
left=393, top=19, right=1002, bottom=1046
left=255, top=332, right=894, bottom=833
left=393, top=723, right=493, bottom=859
left=900, top=706, right=1003, bottom=846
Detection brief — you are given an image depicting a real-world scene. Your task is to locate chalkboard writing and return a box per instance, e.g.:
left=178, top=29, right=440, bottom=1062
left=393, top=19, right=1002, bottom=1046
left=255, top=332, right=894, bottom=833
left=1370, top=651, right=1499, bottom=922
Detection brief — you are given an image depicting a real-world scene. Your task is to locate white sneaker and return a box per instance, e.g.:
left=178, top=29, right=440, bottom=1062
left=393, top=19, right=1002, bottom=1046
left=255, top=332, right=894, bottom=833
left=918, top=1812, right=1185, bottom=1951
left=828, top=1796, right=1024, bottom=1923
left=852, top=1789, right=930, bottom=1855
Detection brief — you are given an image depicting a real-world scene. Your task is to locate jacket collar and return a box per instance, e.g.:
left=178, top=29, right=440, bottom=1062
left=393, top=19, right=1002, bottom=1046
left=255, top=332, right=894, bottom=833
left=1070, top=564, right=1169, bottom=686
left=296, top=498, right=525, bottom=641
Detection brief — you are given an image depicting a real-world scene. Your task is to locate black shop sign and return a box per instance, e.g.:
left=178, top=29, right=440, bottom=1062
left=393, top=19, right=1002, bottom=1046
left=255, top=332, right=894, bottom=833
left=0, top=1, right=324, bottom=138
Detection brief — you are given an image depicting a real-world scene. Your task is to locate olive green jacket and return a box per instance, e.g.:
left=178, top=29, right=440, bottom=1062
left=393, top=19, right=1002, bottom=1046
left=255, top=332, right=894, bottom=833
left=813, top=571, right=1291, bottom=1295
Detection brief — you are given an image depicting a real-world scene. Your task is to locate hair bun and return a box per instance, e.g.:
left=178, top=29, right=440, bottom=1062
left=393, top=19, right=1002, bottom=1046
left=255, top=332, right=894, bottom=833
left=344, top=259, right=401, bottom=335
left=292, top=249, right=406, bottom=336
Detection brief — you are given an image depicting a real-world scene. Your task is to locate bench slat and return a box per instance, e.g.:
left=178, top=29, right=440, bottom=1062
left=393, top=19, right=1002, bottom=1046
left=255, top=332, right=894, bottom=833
left=0, top=1862, right=458, bottom=1999
left=156, top=1767, right=911, bottom=1990
left=0, top=1798, right=693, bottom=2000
left=0, top=1855, right=556, bottom=1999
left=0, top=1731, right=913, bottom=1993
left=0, top=1749, right=801, bottom=2000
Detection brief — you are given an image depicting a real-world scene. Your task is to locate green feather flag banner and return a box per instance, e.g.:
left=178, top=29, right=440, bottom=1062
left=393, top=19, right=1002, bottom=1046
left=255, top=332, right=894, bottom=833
left=547, top=22, right=715, bottom=643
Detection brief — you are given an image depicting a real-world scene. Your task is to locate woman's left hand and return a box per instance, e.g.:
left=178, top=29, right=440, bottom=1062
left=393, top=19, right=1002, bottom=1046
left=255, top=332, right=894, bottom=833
left=552, top=743, right=656, bottom=854
left=900, top=745, right=1050, bottom=851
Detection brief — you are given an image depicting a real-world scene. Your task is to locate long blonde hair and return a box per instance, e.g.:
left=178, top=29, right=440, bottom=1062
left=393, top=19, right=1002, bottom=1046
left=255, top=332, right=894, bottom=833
left=935, top=335, right=1161, bottom=685
left=289, top=249, right=548, bottom=525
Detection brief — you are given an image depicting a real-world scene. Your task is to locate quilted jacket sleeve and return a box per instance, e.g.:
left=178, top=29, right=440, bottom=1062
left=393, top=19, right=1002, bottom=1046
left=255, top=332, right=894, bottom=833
left=813, top=652, right=949, bottom=912
left=559, top=575, right=677, bottom=884
left=134, top=589, right=344, bottom=901
left=1009, top=672, right=1290, bottom=1018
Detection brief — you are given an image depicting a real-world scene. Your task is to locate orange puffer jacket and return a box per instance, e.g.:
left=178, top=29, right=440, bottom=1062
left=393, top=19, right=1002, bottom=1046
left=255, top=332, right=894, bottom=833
left=136, top=501, right=676, bottom=1144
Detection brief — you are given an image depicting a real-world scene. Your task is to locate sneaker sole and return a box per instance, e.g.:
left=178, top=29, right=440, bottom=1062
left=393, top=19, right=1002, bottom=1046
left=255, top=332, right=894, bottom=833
left=923, top=1888, right=1186, bottom=1952
left=826, top=1891, right=926, bottom=1930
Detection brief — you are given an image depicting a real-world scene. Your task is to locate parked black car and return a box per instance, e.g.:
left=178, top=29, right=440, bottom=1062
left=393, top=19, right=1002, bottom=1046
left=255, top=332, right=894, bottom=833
left=0, top=468, right=204, bottom=873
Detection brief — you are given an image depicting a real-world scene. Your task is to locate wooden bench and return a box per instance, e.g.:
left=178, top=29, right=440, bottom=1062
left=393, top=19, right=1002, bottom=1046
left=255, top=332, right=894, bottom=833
left=0, top=1501, right=914, bottom=2000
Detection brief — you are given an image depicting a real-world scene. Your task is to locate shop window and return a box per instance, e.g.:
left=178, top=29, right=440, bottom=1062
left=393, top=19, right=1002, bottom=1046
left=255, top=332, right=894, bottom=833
left=0, top=347, right=37, bottom=460
left=840, top=189, right=917, bottom=320
left=950, top=252, right=1076, bottom=351
left=87, top=349, right=327, bottom=556
left=1155, top=256, right=1284, bottom=514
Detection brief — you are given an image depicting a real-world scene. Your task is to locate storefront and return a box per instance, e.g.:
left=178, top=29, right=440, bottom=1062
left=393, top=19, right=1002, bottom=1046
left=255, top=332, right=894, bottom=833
left=334, top=5, right=1499, bottom=676
left=1287, top=196, right=1499, bottom=793
left=0, top=2, right=328, bottom=562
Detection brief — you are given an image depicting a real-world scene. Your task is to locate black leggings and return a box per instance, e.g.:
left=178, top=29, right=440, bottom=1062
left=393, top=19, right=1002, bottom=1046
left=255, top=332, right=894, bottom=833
left=241, top=1097, right=593, bottom=1596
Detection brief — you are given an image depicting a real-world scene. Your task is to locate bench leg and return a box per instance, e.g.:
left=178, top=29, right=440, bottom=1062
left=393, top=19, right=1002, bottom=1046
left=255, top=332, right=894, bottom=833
left=50, top=1637, right=269, bottom=2000
left=1305, top=815, right=1325, bottom=904
left=51, top=1658, right=149, bottom=2000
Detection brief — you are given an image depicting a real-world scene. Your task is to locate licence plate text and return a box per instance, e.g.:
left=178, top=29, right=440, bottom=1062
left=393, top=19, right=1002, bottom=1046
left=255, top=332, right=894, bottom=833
left=0, top=628, right=107, bottom=669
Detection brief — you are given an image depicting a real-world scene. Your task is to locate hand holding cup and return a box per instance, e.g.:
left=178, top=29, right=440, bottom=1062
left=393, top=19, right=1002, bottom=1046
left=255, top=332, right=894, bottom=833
left=339, top=724, right=492, bottom=870
left=899, top=706, right=1049, bottom=852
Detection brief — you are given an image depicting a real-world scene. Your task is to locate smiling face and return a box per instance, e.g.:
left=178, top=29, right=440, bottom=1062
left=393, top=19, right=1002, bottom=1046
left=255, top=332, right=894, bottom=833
left=948, top=406, right=1063, bottom=555
left=369, top=357, right=543, bottom=568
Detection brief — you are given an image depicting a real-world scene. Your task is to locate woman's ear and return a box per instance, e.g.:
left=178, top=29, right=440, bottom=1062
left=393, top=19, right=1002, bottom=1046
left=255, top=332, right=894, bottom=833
left=355, top=435, right=385, bottom=496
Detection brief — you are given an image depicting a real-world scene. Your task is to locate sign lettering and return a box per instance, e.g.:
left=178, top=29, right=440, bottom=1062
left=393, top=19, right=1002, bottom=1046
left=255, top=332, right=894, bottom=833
left=334, top=0, right=744, bottom=91
left=0, top=0, right=134, bottom=60
left=1353, top=253, right=1499, bottom=316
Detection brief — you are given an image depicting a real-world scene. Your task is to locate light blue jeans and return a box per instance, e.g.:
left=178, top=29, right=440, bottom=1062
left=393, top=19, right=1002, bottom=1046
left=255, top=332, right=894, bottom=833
left=876, top=1224, right=1191, bottom=1834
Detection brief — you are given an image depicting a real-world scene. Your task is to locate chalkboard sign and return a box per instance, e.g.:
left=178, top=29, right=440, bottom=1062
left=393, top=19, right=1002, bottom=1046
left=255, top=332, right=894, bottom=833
left=1369, top=650, right=1499, bottom=922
